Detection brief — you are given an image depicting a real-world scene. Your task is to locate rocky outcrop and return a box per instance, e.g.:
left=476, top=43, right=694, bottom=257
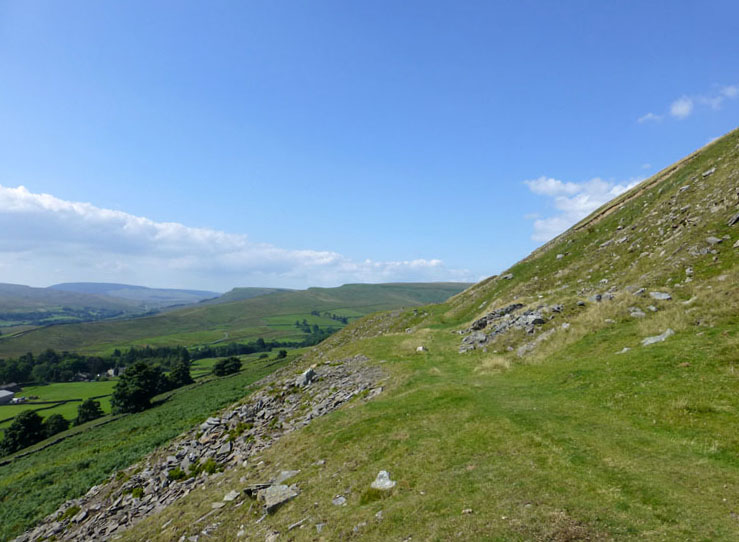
left=14, top=355, right=384, bottom=542
left=459, top=303, right=552, bottom=353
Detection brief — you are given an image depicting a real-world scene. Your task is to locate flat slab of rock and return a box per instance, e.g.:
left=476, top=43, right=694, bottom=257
left=258, top=484, right=298, bottom=513
left=642, top=328, right=674, bottom=346
left=370, top=470, right=396, bottom=490
left=273, top=470, right=300, bottom=484
left=223, top=490, right=240, bottom=502
left=649, top=292, right=671, bottom=301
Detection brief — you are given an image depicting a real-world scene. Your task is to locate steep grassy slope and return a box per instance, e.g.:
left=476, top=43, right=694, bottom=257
left=113, top=130, right=739, bottom=541
left=0, top=283, right=469, bottom=357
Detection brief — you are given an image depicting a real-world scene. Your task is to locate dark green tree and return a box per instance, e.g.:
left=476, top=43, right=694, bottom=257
left=43, top=413, right=70, bottom=437
left=213, top=356, right=242, bottom=376
left=1, top=410, right=44, bottom=455
left=111, top=362, right=164, bottom=413
left=276, top=349, right=288, bottom=359
left=75, top=398, right=104, bottom=425
left=170, top=358, right=194, bottom=388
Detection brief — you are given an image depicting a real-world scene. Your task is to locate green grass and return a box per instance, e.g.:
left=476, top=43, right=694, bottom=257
left=0, top=354, right=294, bottom=540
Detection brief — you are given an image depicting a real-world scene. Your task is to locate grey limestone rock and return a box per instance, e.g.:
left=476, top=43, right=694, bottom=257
left=641, top=328, right=674, bottom=346
left=649, top=292, right=672, bottom=301
left=258, top=484, right=299, bottom=513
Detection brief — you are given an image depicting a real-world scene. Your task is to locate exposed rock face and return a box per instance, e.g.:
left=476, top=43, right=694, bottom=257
left=459, top=303, right=551, bottom=353
left=14, top=355, right=384, bottom=542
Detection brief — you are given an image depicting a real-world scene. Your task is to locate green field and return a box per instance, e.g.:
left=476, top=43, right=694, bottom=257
left=0, top=381, right=117, bottom=432
left=0, top=352, right=296, bottom=540
left=0, top=283, right=469, bottom=357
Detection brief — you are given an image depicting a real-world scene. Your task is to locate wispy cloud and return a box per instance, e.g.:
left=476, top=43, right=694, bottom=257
left=638, top=84, right=738, bottom=122
left=524, top=176, right=642, bottom=242
left=0, top=185, right=473, bottom=290
left=669, top=96, right=693, bottom=119
left=637, top=112, right=662, bottom=123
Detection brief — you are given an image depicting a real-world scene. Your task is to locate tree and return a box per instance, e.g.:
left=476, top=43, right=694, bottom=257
left=111, top=362, right=164, bottom=413
left=170, top=358, right=194, bottom=388
left=43, top=414, right=70, bottom=438
left=276, top=349, right=288, bottom=359
left=213, top=356, right=241, bottom=376
left=1, top=410, right=44, bottom=455
left=76, top=398, right=104, bottom=425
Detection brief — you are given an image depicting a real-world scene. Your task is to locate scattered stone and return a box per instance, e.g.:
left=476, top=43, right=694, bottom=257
left=332, top=495, right=347, bottom=506
left=315, top=523, right=326, bottom=533
left=561, top=322, right=571, bottom=330
left=728, top=212, right=739, bottom=227
left=353, top=521, right=367, bottom=533
left=258, top=485, right=299, bottom=513
left=416, top=346, right=427, bottom=352
left=370, top=470, right=397, bottom=490
left=375, top=510, right=384, bottom=521
left=556, top=253, right=564, bottom=259
left=706, top=236, right=723, bottom=245
left=733, top=239, right=739, bottom=249
left=462, top=508, right=473, bottom=514
left=588, top=294, right=602, bottom=303
left=273, top=470, right=300, bottom=485
left=633, top=288, right=646, bottom=296
left=288, top=517, right=308, bottom=530
left=576, top=301, right=586, bottom=307
left=501, top=273, right=514, bottom=280
left=223, top=490, right=240, bottom=502
left=629, top=308, right=645, bottom=318
left=604, top=319, right=616, bottom=324
left=617, top=347, right=631, bottom=354
left=649, top=292, right=672, bottom=301
left=265, top=532, right=280, bottom=542
left=678, top=362, right=691, bottom=368
left=211, top=502, right=226, bottom=509
left=647, top=305, right=658, bottom=312
left=641, top=329, right=675, bottom=346
left=702, top=167, right=716, bottom=177
left=550, top=304, right=563, bottom=313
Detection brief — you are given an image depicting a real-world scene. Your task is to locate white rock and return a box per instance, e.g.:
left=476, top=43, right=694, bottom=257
left=371, top=470, right=396, bottom=490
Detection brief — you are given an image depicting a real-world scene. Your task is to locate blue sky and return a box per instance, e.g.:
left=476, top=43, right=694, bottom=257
left=1, top=1, right=737, bottom=291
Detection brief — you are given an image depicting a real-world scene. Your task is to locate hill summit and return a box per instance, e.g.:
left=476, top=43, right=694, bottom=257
left=10, top=129, right=739, bottom=541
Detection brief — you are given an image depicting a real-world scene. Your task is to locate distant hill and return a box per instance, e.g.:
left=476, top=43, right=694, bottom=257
left=50, top=282, right=220, bottom=308
left=0, top=283, right=143, bottom=330
left=201, top=287, right=292, bottom=305
left=0, top=282, right=471, bottom=356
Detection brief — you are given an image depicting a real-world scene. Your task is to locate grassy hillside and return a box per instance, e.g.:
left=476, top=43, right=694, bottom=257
left=111, top=129, right=739, bottom=541
left=0, top=282, right=470, bottom=357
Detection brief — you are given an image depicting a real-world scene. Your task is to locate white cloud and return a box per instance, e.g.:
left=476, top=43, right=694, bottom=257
left=637, top=112, right=662, bottom=123
left=524, top=176, right=642, bottom=242
left=640, top=84, right=738, bottom=123
left=670, top=96, right=694, bottom=119
left=0, top=185, right=473, bottom=290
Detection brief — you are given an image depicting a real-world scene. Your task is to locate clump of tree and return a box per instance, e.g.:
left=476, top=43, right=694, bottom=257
left=212, top=357, right=242, bottom=376
left=0, top=410, right=44, bottom=455
left=43, top=414, right=69, bottom=437
left=75, top=398, right=104, bottom=425
left=111, top=362, right=169, bottom=413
